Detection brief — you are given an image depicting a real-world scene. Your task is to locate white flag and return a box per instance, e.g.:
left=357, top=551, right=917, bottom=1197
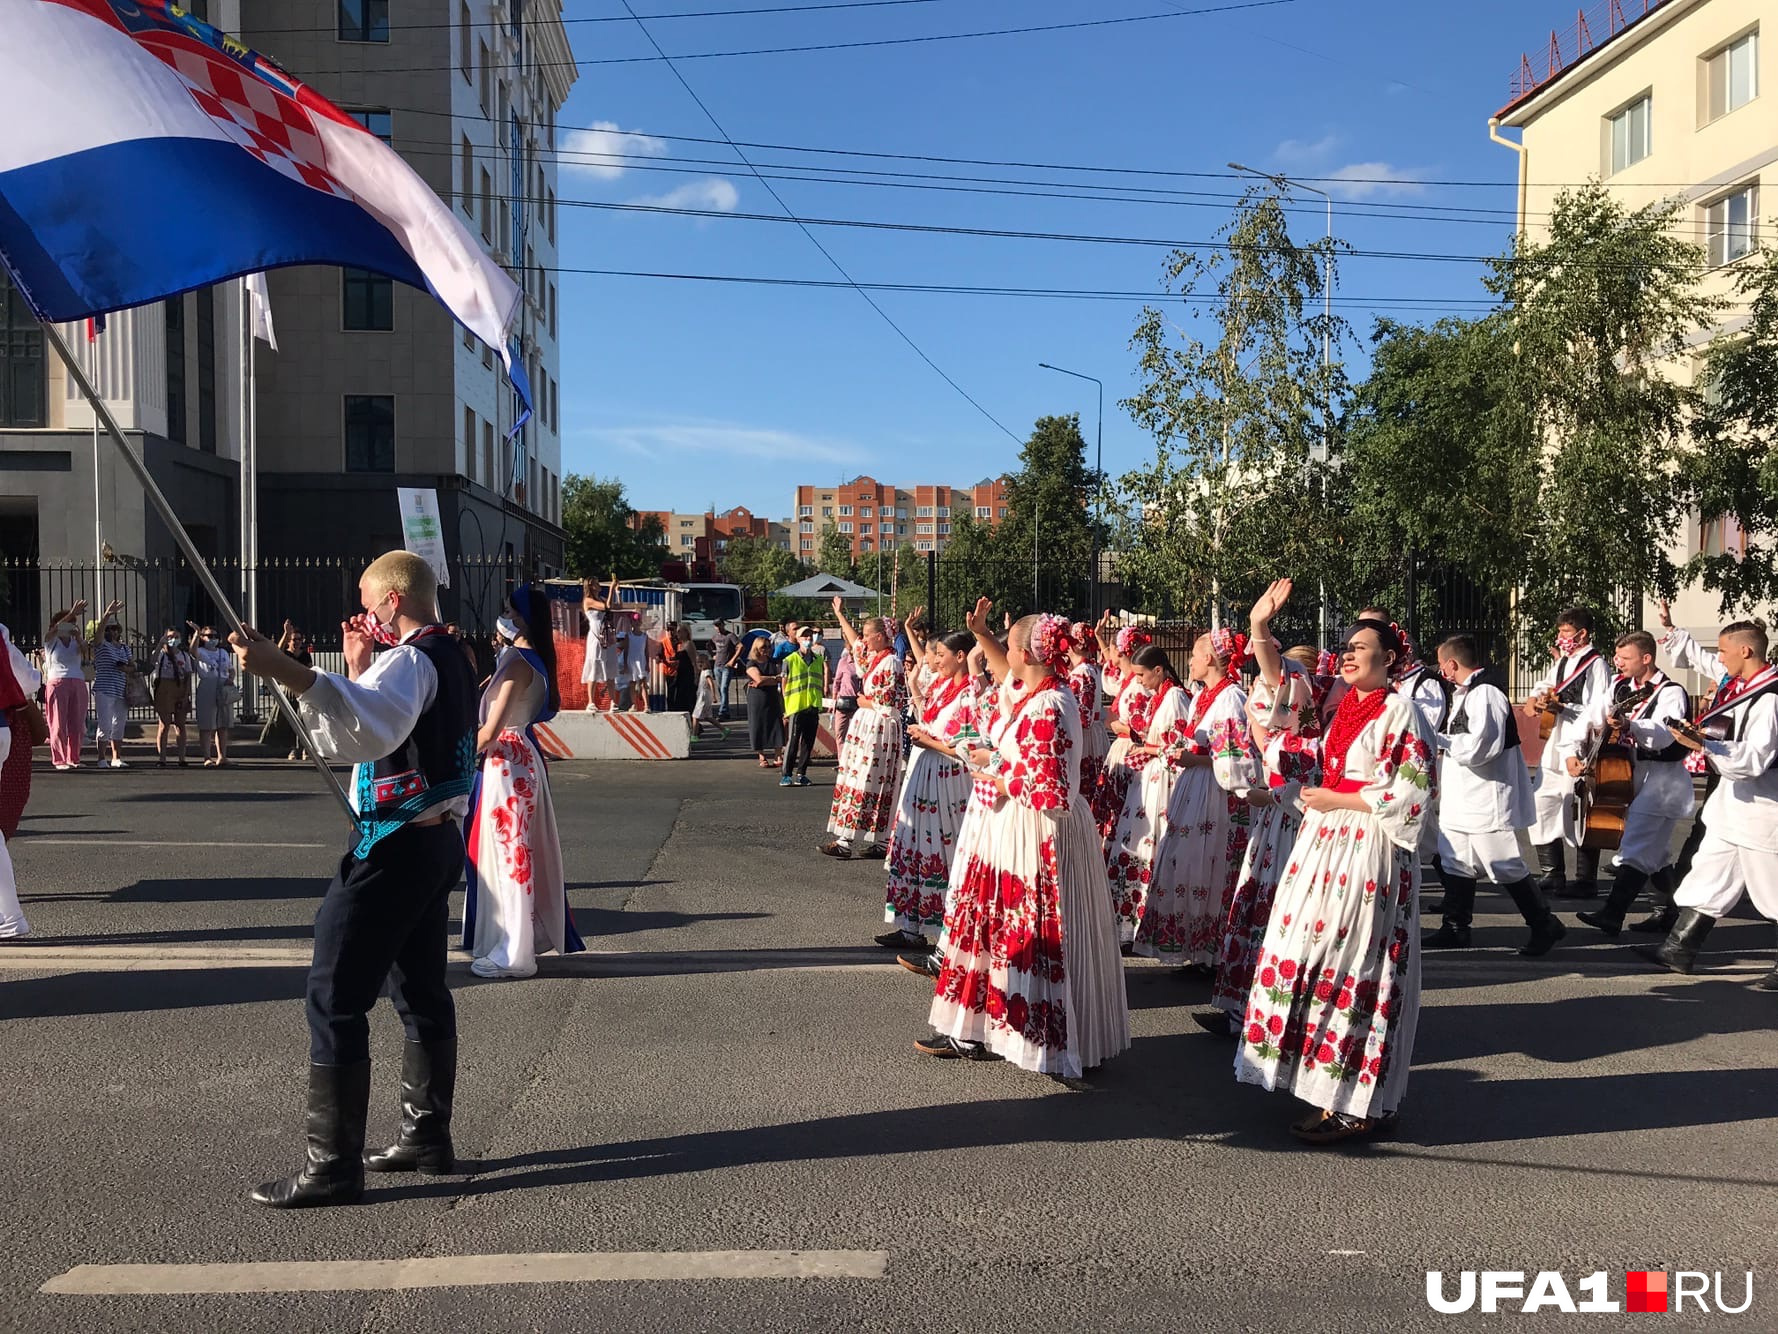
left=245, top=272, right=278, bottom=351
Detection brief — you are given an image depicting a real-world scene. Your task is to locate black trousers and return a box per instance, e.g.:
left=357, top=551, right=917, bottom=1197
left=783, top=708, right=820, bottom=778
left=1674, top=772, right=1720, bottom=883
left=307, top=820, right=463, bottom=1065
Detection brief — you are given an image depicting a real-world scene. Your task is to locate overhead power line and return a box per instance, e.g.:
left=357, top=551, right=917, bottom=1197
left=243, top=0, right=965, bottom=37
left=616, top=0, right=1022, bottom=442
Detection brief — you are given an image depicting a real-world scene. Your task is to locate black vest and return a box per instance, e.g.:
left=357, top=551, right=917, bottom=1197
left=1447, top=667, right=1519, bottom=752
left=353, top=628, right=479, bottom=857
left=1618, top=674, right=1689, bottom=764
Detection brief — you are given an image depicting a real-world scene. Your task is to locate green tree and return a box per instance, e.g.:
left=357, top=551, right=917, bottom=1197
left=814, top=524, right=857, bottom=583
left=891, top=540, right=927, bottom=617
left=992, top=417, right=1097, bottom=618
left=1340, top=314, right=1539, bottom=622
left=559, top=474, right=666, bottom=580
left=1491, top=183, right=1724, bottom=632
left=1117, top=186, right=1350, bottom=623
left=1686, top=243, right=1778, bottom=614
left=719, top=535, right=807, bottom=601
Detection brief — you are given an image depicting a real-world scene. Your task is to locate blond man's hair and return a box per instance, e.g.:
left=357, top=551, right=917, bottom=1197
left=362, top=551, right=438, bottom=609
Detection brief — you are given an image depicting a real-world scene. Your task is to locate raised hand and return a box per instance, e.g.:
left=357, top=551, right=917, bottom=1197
left=1249, top=578, right=1293, bottom=628
left=831, top=594, right=844, bottom=617
left=103, top=599, right=125, bottom=616
left=1656, top=599, right=1673, bottom=630
left=965, top=597, right=993, bottom=638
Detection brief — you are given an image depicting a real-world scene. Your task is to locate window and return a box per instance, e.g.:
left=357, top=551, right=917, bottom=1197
left=481, top=341, right=494, bottom=370
left=0, top=274, right=45, bottom=428
left=1608, top=94, right=1652, bottom=173
left=164, top=297, right=185, bottom=443
left=997, top=507, right=1007, bottom=518
left=896, top=507, right=907, bottom=518
left=1705, top=31, right=1758, bottom=121
left=195, top=286, right=216, bottom=453
left=338, top=0, right=388, bottom=42
left=801, top=539, right=813, bottom=551
left=1701, top=514, right=1746, bottom=557
left=479, top=167, right=493, bottom=240
left=463, top=405, right=476, bottom=479
left=938, top=522, right=951, bottom=535
left=916, top=523, right=934, bottom=535
left=548, top=283, right=557, bottom=340
left=839, top=522, right=853, bottom=533
left=479, top=41, right=491, bottom=113
left=936, top=505, right=949, bottom=517
left=547, top=189, right=557, bottom=243
left=1705, top=183, right=1759, bottom=267
left=859, top=523, right=873, bottom=535
left=342, top=269, right=393, bottom=330
left=551, top=378, right=559, bottom=433
left=798, top=505, right=812, bottom=516
left=838, top=505, right=852, bottom=516
left=800, top=521, right=813, bottom=533
left=916, top=505, right=933, bottom=517
left=459, top=2, right=471, bottom=78
left=347, top=109, right=392, bottom=144
left=483, top=419, right=495, bottom=485
left=821, top=506, right=833, bottom=518
left=460, top=137, right=473, bottom=214
left=860, top=507, right=873, bottom=517
left=344, top=395, right=395, bottom=472
left=975, top=505, right=991, bottom=518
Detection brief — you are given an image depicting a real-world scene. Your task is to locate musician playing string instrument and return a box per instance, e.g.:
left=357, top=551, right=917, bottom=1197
left=1522, top=607, right=1612, bottom=898
left=1569, top=631, right=1694, bottom=937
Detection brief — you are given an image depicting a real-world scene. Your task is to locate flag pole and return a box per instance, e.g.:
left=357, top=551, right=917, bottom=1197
left=43, top=317, right=359, bottom=832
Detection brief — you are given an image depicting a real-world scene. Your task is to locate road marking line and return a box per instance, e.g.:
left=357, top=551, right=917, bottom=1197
left=42, top=1250, right=890, bottom=1294
left=0, top=944, right=904, bottom=974
left=17, top=840, right=329, bottom=848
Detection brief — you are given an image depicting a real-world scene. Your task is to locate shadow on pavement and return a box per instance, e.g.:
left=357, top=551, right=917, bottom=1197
left=1, top=966, right=309, bottom=1019
left=113, top=791, right=324, bottom=803
left=569, top=908, right=769, bottom=939
left=20, top=877, right=321, bottom=906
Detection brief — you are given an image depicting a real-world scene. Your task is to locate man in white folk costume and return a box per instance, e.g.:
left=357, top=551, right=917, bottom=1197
left=1424, top=635, right=1565, bottom=956
left=1640, top=620, right=1778, bottom=986
left=1522, top=607, right=1614, bottom=899
left=1571, top=631, right=1694, bottom=938
left=232, top=552, right=478, bottom=1208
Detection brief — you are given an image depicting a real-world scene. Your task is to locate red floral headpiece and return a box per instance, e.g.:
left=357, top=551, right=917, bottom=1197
left=1209, top=626, right=1250, bottom=677
left=1114, top=626, right=1151, bottom=658
left=1069, top=621, right=1098, bottom=660
left=1028, top=614, right=1072, bottom=673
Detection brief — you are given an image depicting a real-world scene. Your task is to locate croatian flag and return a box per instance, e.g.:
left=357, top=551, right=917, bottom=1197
left=0, top=0, right=520, bottom=371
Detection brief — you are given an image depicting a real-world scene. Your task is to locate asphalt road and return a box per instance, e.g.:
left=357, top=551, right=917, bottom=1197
left=2, top=739, right=1776, bottom=1333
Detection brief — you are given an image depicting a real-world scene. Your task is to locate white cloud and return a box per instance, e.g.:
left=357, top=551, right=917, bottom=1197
left=626, top=178, right=740, bottom=214
left=1270, top=132, right=1343, bottom=170
left=560, top=121, right=668, bottom=179
left=1320, top=162, right=1432, bottom=200
left=576, top=421, right=861, bottom=466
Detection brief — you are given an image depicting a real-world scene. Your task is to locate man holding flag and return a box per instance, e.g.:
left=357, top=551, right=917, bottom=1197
left=0, top=0, right=531, bottom=1206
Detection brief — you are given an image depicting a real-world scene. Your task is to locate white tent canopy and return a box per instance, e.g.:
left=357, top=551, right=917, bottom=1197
left=774, top=572, right=883, bottom=601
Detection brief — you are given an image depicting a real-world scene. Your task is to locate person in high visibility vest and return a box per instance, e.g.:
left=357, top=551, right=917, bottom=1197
left=780, top=627, right=826, bottom=788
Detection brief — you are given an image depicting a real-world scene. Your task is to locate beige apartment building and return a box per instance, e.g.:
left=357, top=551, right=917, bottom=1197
left=1492, top=0, right=1771, bottom=665
left=792, top=476, right=1010, bottom=562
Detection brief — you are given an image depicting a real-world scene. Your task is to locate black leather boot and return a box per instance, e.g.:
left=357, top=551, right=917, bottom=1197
left=1570, top=847, right=1601, bottom=900
left=1577, top=865, right=1647, bottom=937
left=1425, top=874, right=1475, bottom=948
left=1423, top=853, right=1448, bottom=916
left=1634, top=908, right=1715, bottom=975
left=250, top=1060, right=371, bottom=1208
left=1504, top=877, right=1566, bottom=957
left=365, top=1038, right=457, bottom=1175
left=1754, top=964, right=1778, bottom=992
left=1531, top=841, right=1567, bottom=898
left=1628, top=865, right=1679, bottom=934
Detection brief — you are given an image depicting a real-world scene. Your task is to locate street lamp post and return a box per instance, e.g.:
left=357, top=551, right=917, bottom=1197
left=1229, top=162, right=1335, bottom=646
left=1037, top=362, right=1103, bottom=619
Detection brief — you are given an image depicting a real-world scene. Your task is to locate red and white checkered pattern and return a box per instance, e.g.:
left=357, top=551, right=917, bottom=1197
left=149, top=38, right=349, bottom=199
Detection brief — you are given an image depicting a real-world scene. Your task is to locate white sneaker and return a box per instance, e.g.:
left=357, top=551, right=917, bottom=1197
left=469, top=957, right=537, bottom=980
left=52, top=764, right=71, bottom=772
left=110, top=759, right=129, bottom=769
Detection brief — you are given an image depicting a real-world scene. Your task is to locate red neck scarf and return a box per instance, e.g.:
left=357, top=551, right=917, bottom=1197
left=923, top=673, right=969, bottom=725
left=1323, top=685, right=1389, bottom=786
left=1189, top=674, right=1232, bottom=731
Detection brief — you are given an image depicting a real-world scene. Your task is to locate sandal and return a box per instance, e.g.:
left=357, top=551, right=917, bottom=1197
left=818, top=841, right=853, bottom=860
left=1291, top=1109, right=1390, bottom=1145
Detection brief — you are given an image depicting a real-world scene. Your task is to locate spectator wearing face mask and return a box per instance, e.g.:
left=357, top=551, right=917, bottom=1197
left=191, top=622, right=237, bottom=767
left=91, top=602, right=135, bottom=769
left=42, top=598, right=92, bottom=770
left=151, top=626, right=195, bottom=766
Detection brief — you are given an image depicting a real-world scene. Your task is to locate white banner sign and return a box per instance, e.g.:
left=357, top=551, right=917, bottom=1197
left=396, top=487, right=450, bottom=588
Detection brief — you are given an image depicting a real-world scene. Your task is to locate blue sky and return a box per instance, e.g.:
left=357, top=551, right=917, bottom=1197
left=554, top=0, right=1577, bottom=520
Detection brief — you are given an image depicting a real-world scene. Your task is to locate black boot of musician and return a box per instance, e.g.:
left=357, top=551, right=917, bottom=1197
left=1628, top=865, right=1679, bottom=934
left=1754, top=932, right=1778, bottom=992
left=365, top=1038, right=457, bottom=1175
left=1569, top=847, right=1601, bottom=900
left=250, top=1060, right=371, bottom=1208
left=1504, top=877, right=1567, bottom=957
left=1576, top=865, right=1648, bottom=938
left=1423, top=853, right=1449, bottom=917
left=1531, top=841, right=1567, bottom=898
left=1634, top=908, right=1715, bottom=975
left=1424, top=874, right=1475, bottom=948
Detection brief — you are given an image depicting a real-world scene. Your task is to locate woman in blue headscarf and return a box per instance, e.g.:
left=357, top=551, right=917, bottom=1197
left=463, top=582, right=584, bottom=979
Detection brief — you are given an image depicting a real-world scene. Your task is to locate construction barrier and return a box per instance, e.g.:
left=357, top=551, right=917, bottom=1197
left=533, top=710, right=691, bottom=761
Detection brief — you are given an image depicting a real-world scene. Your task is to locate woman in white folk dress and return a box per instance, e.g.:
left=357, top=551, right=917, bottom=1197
left=878, top=631, right=980, bottom=950
left=464, top=584, right=584, bottom=980
left=821, top=596, right=907, bottom=860
left=1104, top=645, right=1188, bottom=946
left=1066, top=621, right=1109, bottom=801
left=1205, top=581, right=1326, bottom=1034
left=1090, top=624, right=1156, bottom=843
left=919, top=604, right=1129, bottom=1077
left=1234, top=617, right=1437, bottom=1145
left=580, top=574, right=620, bottom=712
left=1138, top=628, right=1259, bottom=969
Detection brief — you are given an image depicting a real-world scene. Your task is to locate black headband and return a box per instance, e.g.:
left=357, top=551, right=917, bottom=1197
left=1343, top=618, right=1402, bottom=658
